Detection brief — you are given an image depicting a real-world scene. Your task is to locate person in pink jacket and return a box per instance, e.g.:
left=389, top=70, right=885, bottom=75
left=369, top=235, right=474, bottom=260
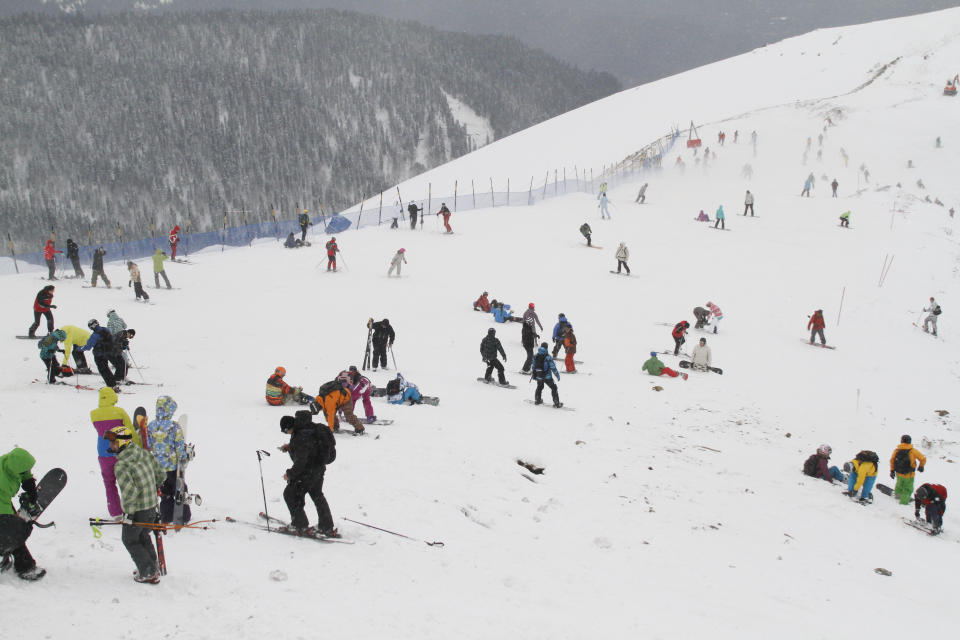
left=706, top=301, right=723, bottom=334
left=340, top=366, right=376, bottom=423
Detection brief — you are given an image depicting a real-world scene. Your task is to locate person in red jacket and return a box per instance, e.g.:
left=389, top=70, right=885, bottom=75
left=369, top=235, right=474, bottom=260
left=27, top=285, right=56, bottom=338
left=672, top=320, right=689, bottom=355
left=914, top=483, right=947, bottom=534
left=437, top=203, right=452, bottom=233
left=325, top=238, right=339, bottom=272
left=808, top=309, right=826, bottom=346
left=169, top=225, right=180, bottom=260
left=43, top=239, right=62, bottom=280
left=473, top=292, right=491, bottom=312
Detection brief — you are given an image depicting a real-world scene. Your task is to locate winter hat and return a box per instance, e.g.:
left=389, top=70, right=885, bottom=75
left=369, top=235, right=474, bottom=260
left=127, top=329, right=136, bottom=338
left=488, top=328, right=496, bottom=335
left=279, top=415, right=295, bottom=432
left=901, top=434, right=912, bottom=444
left=541, top=342, right=549, bottom=349
left=528, top=303, right=535, bottom=309
left=399, top=248, right=405, bottom=253
left=650, top=351, right=658, bottom=357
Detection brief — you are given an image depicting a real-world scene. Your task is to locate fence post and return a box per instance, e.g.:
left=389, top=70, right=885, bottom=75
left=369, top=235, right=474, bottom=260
left=528, top=176, right=534, bottom=204
left=554, top=169, right=557, bottom=196
left=563, top=168, right=566, bottom=193
left=221, top=211, right=227, bottom=252
left=454, top=180, right=458, bottom=212
left=428, top=183, right=432, bottom=215
left=542, top=171, right=549, bottom=197
left=489, top=177, right=494, bottom=208
left=6, top=233, right=18, bottom=274
left=507, top=178, right=510, bottom=206
left=471, top=180, right=475, bottom=209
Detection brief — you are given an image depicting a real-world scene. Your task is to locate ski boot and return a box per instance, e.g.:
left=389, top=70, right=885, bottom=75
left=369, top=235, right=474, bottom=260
left=18, top=566, right=46, bottom=581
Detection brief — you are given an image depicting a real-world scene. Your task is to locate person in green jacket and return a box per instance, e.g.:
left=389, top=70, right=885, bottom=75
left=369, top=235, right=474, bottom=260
left=0, top=447, right=46, bottom=580
left=839, top=211, right=851, bottom=228
left=152, top=249, right=171, bottom=289
left=105, top=425, right=164, bottom=584
left=641, top=352, right=687, bottom=380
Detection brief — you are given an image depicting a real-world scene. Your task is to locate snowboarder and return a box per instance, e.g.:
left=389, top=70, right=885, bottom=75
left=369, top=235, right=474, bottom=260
left=104, top=424, right=164, bottom=583
left=845, top=450, right=879, bottom=503
left=58, top=324, right=92, bottom=373
left=743, top=191, right=754, bottom=216
left=580, top=222, right=593, bottom=246
left=388, top=248, right=407, bottom=277
left=312, top=378, right=365, bottom=434
left=706, top=301, right=723, bottom=334
left=808, top=309, right=827, bottom=346
left=714, top=205, right=726, bottom=229
left=407, top=201, right=421, bottom=230
left=914, top=483, right=947, bottom=534
left=480, top=328, right=509, bottom=385
left=598, top=192, right=611, bottom=219
left=169, top=225, right=180, bottom=260
left=284, top=232, right=303, bottom=249
left=615, top=242, right=630, bottom=274
left=27, top=285, right=56, bottom=338
left=437, top=203, right=452, bottom=233
left=635, top=183, right=648, bottom=204
left=340, top=366, right=375, bottom=423
left=801, top=176, right=813, bottom=197
left=802, top=444, right=845, bottom=483
left=551, top=313, right=573, bottom=358
left=66, top=238, right=84, bottom=278
left=890, top=435, right=927, bottom=506
left=493, top=301, right=516, bottom=323
left=689, top=337, right=711, bottom=371
left=127, top=262, right=149, bottom=301
left=520, top=312, right=538, bottom=373
left=531, top=343, right=562, bottom=407
left=695, top=210, right=710, bottom=222
left=562, top=325, right=577, bottom=373
left=642, top=352, right=686, bottom=380
left=80, top=319, right=127, bottom=389
left=523, top=303, right=543, bottom=333
left=473, top=291, right=491, bottom=312
left=693, top=306, right=710, bottom=329
left=325, top=237, right=339, bottom=271
left=386, top=373, right=423, bottom=405
left=152, top=249, right=171, bottom=289
left=37, top=330, right=66, bottom=383
left=146, top=396, right=193, bottom=524
left=43, top=239, right=62, bottom=280
left=280, top=411, right=337, bottom=536
left=831, top=178, right=839, bottom=197
left=839, top=211, right=850, bottom=228
left=370, top=319, right=395, bottom=371
left=91, top=246, right=111, bottom=287
left=0, top=447, right=46, bottom=580
left=923, top=297, right=940, bottom=336
left=672, top=321, right=689, bottom=355
left=298, top=210, right=312, bottom=243
left=90, top=387, right=139, bottom=519
left=266, top=367, right=303, bottom=406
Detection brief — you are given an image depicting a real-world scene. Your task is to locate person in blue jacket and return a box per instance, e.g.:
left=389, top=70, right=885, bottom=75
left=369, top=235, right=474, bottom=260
left=79, top=319, right=127, bottom=390
left=714, top=205, right=726, bottom=230
left=491, top=301, right=515, bottom=323
left=551, top=313, right=572, bottom=358
left=530, top=343, right=562, bottom=408
left=386, top=374, right=422, bottom=405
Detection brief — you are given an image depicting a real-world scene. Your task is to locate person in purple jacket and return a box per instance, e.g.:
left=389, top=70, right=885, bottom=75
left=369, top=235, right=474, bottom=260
left=802, top=444, right=844, bottom=483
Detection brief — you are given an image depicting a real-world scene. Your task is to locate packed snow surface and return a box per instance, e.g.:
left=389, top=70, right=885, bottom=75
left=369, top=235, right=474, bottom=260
left=3, top=8, right=960, bottom=639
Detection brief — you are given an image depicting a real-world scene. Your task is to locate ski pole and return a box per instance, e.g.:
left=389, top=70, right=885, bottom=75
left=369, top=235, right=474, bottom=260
left=389, top=346, right=398, bottom=370
left=337, top=249, right=348, bottom=272
left=126, top=346, right=147, bottom=383
left=256, top=450, right=271, bottom=532
left=342, top=517, right=444, bottom=547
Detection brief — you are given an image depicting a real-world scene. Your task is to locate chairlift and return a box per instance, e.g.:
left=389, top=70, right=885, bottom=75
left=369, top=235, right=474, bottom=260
left=686, top=121, right=702, bottom=148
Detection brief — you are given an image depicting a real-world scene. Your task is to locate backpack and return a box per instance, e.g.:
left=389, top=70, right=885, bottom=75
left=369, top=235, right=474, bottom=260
left=385, top=378, right=401, bottom=395
left=893, top=448, right=913, bottom=474
left=855, top=450, right=879, bottom=466
left=533, top=352, right=547, bottom=374
left=934, top=305, right=942, bottom=316
left=316, top=379, right=343, bottom=399
left=802, top=454, right=820, bottom=477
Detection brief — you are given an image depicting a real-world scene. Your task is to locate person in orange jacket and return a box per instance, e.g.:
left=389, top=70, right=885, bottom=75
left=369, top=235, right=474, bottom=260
left=890, top=434, right=927, bottom=505
left=311, top=378, right=364, bottom=434
left=562, top=326, right=577, bottom=373
left=807, top=309, right=826, bottom=346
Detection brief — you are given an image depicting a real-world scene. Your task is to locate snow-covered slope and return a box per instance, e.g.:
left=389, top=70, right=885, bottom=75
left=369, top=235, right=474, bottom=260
left=2, top=8, right=960, bottom=639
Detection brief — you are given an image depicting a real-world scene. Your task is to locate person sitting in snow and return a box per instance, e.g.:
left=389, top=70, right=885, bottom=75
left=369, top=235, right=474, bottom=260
left=689, top=337, right=712, bottom=371
left=386, top=374, right=422, bottom=405
left=492, top=301, right=517, bottom=323
left=839, top=211, right=850, bottom=228
left=473, top=291, right=491, bottom=313
left=695, top=210, right=710, bottom=222
left=802, top=444, right=845, bottom=483
left=641, top=352, right=686, bottom=380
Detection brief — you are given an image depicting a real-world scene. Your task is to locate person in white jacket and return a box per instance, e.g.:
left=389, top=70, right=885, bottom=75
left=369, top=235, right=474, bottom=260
left=743, top=190, right=755, bottom=216
left=388, top=248, right=407, bottom=277
left=923, top=297, right=940, bottom=336
left=690, top=337, right=712, bottom=371
left=615, top=242, right=630, bottom=274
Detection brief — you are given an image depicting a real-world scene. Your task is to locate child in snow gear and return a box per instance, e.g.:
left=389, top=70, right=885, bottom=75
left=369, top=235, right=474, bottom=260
left=27, top=285, right=56, bottom=338
left=890, top=435, right=927, bottom=505
left=298, top=211, right=312, bottom=243
left=152, top=249, right=171, bottom=289
left=80, top=320, right=127, bottom=389
left=743, top=191, right=754, bottom=216
left=147, top=396, right=194, bottom=524
left=437, top=203, right=452, bottom=233
left=281, top=412, right=338, bottom=536
left=386, top=373, right=422, bottom=405
left=531, top=343, right=562, bottom=407
left=635, top=183, right=648, bottom=204
left=90, top=386, right=140, bottom=518
left=105, top=425, right=165, bottom=583
left=521, top=315, right=538, bottom=373
left=407, top=201, right=421, bottom=229
left=312, top=379, right=365, bottom=434
left=127, top=262, right=149, bottom=301
left=562, top=326, right=577, bottom=373
left=672, top=321, right=689, bottom=355
left=706, top=301, right=723, bottom=334
left=169, top=225, right=180, bottom=259
left=551, top=314, right=573, bottom=358
left=598, top=192, right=610, bottom=219
left=802, top=444, right=844, bottom=482
left=66, top=238, right=83, bottom=277
left=480, top=328, right=509, bottom=385
left=923, top=297, right=940, bottom=336
left=58, top=324, right=92, bottom=373
left=693, top=307, right=710, bottom=329
left=714, top=205, right=726, bottom=229
left=0, top=447, right=46, bottom=580
left=43, top=239, right=62, bottom=280
left=266, top=367, right=304, bottom=406
left=845, top=451, right=879, bottom=503
left=839, top=211, right=850, bottom=228
left=370, top=319, right=395, bottom=370
left=580, top=223, right=593, bottom=246
left=341, top=366, right=375, bottom=422
left=388, top=248, right=407, bottom=276
left=474, top=292, right=491, bottom=312
left=808, top=309, right=826, bottom=346
left=91, top=247, right=110, bottom=287
left=642, top=352, right=686, bottom=379
left=325, top=238, right=339, bottom=271
left=37, top=330, right=67, bottom=383
left=615, top=242, right=630, bottom=274
left=914, top=483, right=947, bottom=533
left=689, top=337, right=711, bottom=371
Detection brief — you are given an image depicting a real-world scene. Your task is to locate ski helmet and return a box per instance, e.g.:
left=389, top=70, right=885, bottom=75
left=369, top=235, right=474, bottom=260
left=275, top=366, right=286, bottom=377
left=88, top=319, right=99, bottom=330
left=349, top=365, right=358, bottom=373
left=901, top=434, right=912, bottom=444
left=817, top=444, right=832, bottom=457
left=105, top=425, right=134, bottom=451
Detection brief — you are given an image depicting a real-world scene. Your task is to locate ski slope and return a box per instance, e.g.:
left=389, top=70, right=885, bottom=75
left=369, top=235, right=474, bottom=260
left=3, top=8, right=960, bottom=639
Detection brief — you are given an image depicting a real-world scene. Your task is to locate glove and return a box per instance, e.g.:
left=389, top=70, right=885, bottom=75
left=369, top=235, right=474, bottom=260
left=57, top=348, right=65, bottom=353
left=918, top=466, right=924, bottom=473
left=20, top=477, right=38, bottom=502
left=915, top=510, right=921, bottom=519
left=890, top=470, right=895, bottom=479
left=18, top=494, right=41, bottom=518
left=50, top=304, right=58, bottom=309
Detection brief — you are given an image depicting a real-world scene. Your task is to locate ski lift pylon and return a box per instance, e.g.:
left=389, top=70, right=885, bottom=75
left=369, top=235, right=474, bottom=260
left=686, top=121, right=702, bottom=148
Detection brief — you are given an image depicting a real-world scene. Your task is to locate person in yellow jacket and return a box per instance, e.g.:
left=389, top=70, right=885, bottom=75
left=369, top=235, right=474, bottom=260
left=312, top=378, right=364, bottom=435
left=890, top=435, right=927, bottom=505
left=90, top=387, right=142, bottom=518
left=152, top=249, right=172, bottom=289
left=56, top=324, right=92, bottom=373
left=844, top=450, right=879, bottom=504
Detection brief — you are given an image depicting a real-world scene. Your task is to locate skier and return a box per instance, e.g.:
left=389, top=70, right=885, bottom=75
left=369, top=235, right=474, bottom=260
left=689, top=337, right=712, bottom=371
left=615, top=242, right=630, bottom=274
left=66, top=238, right=84, bottom=278
left=79, top=319, right=127, bottom=389
left=386, top=373, right=423, bottom=405
left=152, top=249, right=171, bottom=289
left=598, top=192, right=611, bottom=219
left=473, top=291, right=491, bottom=312
left=693, top=306, right=710, bottom=329
left=312, top=378, right=365, bottom=434
left=831, top=178, right=839, bottom=197
left=923, top=297, right=940, bottom=336
left=340, top=366, right=375, bottom=423
left=91, top=246, right=111, bottom=287
left=90, top=386, right=139, bottom=519
left=279, top=411, right=338, bottom=536
left=801, top=176, right=813, bottom=197
left=714, top=205, right=726, bottom=229
left=802, top=444, right=845, bottom=483
left=266, top=367, right=303, bottom=406
left=635, top=183, right=648, bottom=204
left=562, top=325, right=577, bottom=373
left=580, top=222, right=593, bottom=247
left=59, top=324, right=92, bottom=373
left=387, top=248, right=407, bottom=277
left=298, top=210, right=312, bottom=243
left=551, top=313, right=573, bottom=358
left=104, top=425, right=164, bottom=583
left=839, top=211, right=850, bottom=228
left=146, top=396, right=193, bottom=524
left=27, top=285, right=56, bottom=338
left=914, top=483, right=947, bottom=534
left=325, top=237, right=339, bottom=271
left=391, top=201, right=402, bottom=229
left=890, top=435, right=927, bottom=506
left=743, top=191, right=754, bottom=216
left=523, top=303, right=543, bottom=333
left=672, top=320, right=690, bottom=355
left=844, top=450, right=879, bottom=503
left=520, top=311, right=538, bottom=373
left=807, top=309, right=827, bottom=346
left=37, top=330, right=67, bottom=383
left=642, top=351, right=686, bottom=380
left=531, top=342, right=562, bottom=407
left=407, top=201, right=421, bottom=230
left=127, top=262, right=149, bottom=302
left=43, top=239, right=62, bottom=280
left=370, top=318, right=395, bottom=371
left=0, top=447, right=46, bottom=580
left=437, top=203, right=452, bottom=233
left=169, top=225, right=180, bottom=260
left=480, top=328, right=509, bottom=385
left=706, top=301, right=723, bottom=334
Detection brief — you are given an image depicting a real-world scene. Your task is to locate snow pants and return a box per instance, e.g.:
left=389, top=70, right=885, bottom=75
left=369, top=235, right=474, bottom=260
left=0, top=514, right=36, bottom=574
left=659, top=367, right=680, bottom=378
left=923, top=502, right=945, bottom=529
left=98, top=455, right=123, bottom=517
left=91, top=269, right=111, bottom=287
left=534, top=379, right=560, bottom=405
left=94, top=352, right=126, bottom=388
left=71, top=256, right=84, bottom=277
left=122, top=507, right=159, bottom=577
left=617, top=260, right=630, bottom=274
left=46, top=259, right=56, bottom=280
left=714, top=217, right=725, bottom=229
left=41, top=355, right=61, bottom=383
left=442, top=213, right=452, bottom=232
left=895, top=474, right=916, bottom=506
left=599, top=203, right=610, bottom=219
left=350, top=390, right=374, bottom=420
left=924, top=314, right=938, bottom=335
left=673, top=335, right=685, bottom=355
left=743, top=204, right=754, bottom=216
left=484, top=358, right=507, bottom=384
left=847, top=474, right=876, bottom=501
left=521, top=343, right=534, bottom=373
left=388, top=261, right=403, bottom=276
left=28, top=309, right=54, bottom=337
left=372, top=343, right=388, bottom=369
left=170, top=242, right=178, bottom=259
left=159, top=470, right=192, bottom=524
left=327, top=255, right=336, bottom=271
left=564, top=352, right=575, bottom=372
left=133, top=281, right=149, bottom=301
left=284, top=469, right=333, bottom=533
left=154, top=270, right=171, bottom=289
left=810, top=328, right=825, bottom=345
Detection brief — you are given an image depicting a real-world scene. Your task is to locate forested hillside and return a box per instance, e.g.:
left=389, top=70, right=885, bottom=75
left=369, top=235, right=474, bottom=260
left=0, top=10, right=619, bottom=250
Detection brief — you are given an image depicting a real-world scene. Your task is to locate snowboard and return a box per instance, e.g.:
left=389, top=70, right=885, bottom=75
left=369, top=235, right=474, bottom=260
left=419, top=396, right=440, bottom=406
left=477, top=378, right=517, bottom=389
left=875, top=483, right=894, bottom=497
left=172, top=415, right=196, bottom=525
left=803, top=340, right=836, bottom=350
left=838, top=225, right=852, bottom=229
left=903, top=517, right=941, bottom=536
left=609, top=271, right=633, bottom=276
left=15, top=336, right=42, bottom=340
left=678, top=361, right=724, bottom=375
left=81, top=286, right=123, bottom=290
left=364, top=419, right=394, bottom=426
left=18, top=468, right=67, bottom=523
left=583, top=244, right=603, bottom=249
left=523, top=399, right=574, bottom=411
left=709, top=226, right=731, bottom=231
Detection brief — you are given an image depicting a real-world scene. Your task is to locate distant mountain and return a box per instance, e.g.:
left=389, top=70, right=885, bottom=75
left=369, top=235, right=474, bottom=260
left=0, top=10, right=619, bottom=247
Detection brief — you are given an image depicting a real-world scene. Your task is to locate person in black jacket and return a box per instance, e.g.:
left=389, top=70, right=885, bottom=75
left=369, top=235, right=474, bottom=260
left=480, top=328, right=509, bottom=385
left=91, top=247, right=111, bottom=287
left=66, top=238, right=84, bottom=278
left=371, top=319, right=395, bottom=371
left=280, top=411, right=338, bottom=536
left=521, top=319, right=538, bottom=374
left=79, top=319, right=127, bottom=390
left=407, top=201, right=421, bottom=230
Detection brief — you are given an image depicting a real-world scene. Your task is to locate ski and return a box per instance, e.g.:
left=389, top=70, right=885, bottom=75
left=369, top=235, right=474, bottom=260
left=477, top=378, right=517, bottom=389
left=31, top=379, right=97, bottom=391
left=583, top=244, right=603, bottom=249
left=123, top=380, right=165, bottom=387
left=523, top=399, right=574, bottom=411
left=903, top=517, right=942, bottom=536
left=235, top=513, right=353, bottom=543
left=803, top=340, right=836, bottom=350
left=609, top=271, right=633, bottom=276
left=678, top=361, right=724, bottom=375
left=708, top=227, right=731, bottom=231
